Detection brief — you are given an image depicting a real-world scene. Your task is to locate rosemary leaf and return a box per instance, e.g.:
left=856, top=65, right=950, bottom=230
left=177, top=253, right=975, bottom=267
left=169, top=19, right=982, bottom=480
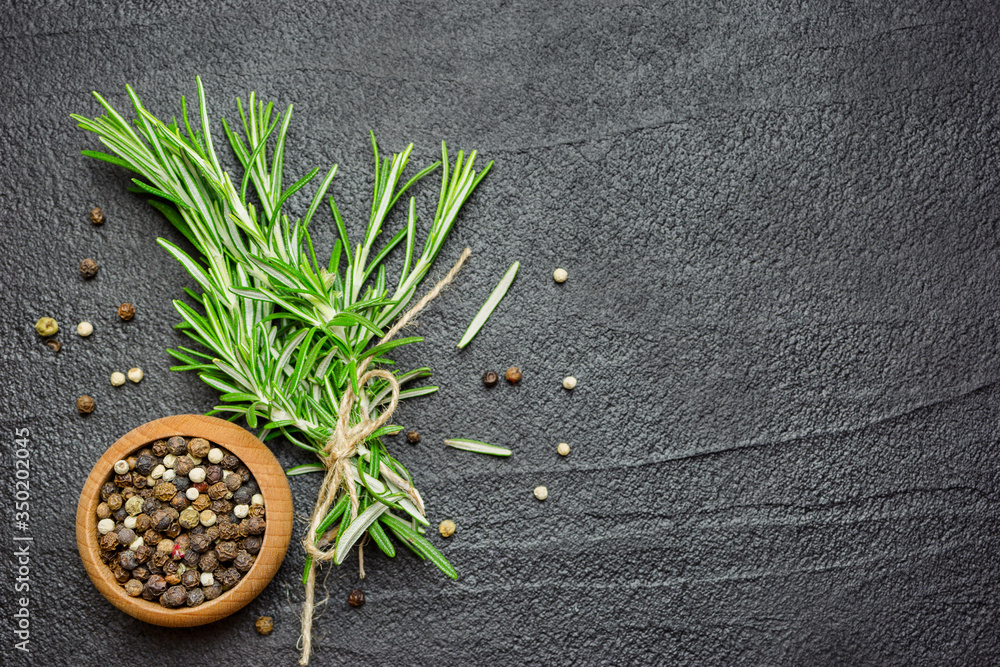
left=456, top=261, right=519, bottom=349
left=444, top=438, right=512, bottom=457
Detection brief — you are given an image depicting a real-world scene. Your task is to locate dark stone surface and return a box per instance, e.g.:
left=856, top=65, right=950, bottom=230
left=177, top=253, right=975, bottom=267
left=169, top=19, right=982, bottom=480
left=2, top=1, right=1000, bottom=664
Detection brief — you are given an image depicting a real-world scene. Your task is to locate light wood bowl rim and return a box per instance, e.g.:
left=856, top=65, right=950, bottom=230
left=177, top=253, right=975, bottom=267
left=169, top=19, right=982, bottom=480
left=76, top=414, right=293, bottom=627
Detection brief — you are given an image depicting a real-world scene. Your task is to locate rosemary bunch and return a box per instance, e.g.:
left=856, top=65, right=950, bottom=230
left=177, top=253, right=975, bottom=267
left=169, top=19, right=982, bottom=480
left=73, top=78, right=491, bottom=582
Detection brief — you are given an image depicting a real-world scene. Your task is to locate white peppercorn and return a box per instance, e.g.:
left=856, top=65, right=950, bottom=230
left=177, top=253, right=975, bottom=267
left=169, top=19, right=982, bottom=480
left=562, top=376, right=577, bottom=390
left=553, top=267, right=568, bottom=283
left=557, top=442, right=571, bottom=456
left=199, top=509, right=217, bottom=527
left=113, top=460, right=130, bottom=475
left=162, top=469, right=176, bottom=482
left=163, top=454, right=177, bottom=468
left=124, top=516, right=137, bottom=529
left=128, top=367, right=143, bottom=383
left=77, top=321, right=94, bottom=337
left=110, top=371, right=126, bottom=386
left=251, top=493, right=264, bottom=506
left=125, top=496, right=143, bottom=516
left=233, top=504, right=249, bottom=519
left=533, top=485, right=549, bottom=501
left=98, top=518, right=116, bottom=535
left=129, top=536, right=144, bottom=550
left=151, top=464, right=165, bottom=479
left=200, top=571, right=214, bottom=587
left=188, top=467, right=206, bottom=483
left=207, top=448, right=224, bottom=464
left=185, top=487, right=200, bottom=501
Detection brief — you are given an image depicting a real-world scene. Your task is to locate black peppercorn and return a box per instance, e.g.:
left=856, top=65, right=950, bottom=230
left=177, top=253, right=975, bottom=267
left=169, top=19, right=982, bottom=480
left=220, top=453, right=239, bottom=470
left=242, top=516, right=266, bottom=536
left=505, top=366, right=522, bottom=384
left=77, top=395, right=95, bottom=414
left=152, top=440, right=169, bottom=457
left=113, top=565, right=131, bottom=584
left=207, top=481, right=228, bottom=500
left=205, top=465, right=223, bottom=485
left=188, top=437, right=211, bottom=458
left=99, top=532, right=119, bottom=552
left=172, top=476, right=190, bottom=493
left=113, top=508, right=129, bottom=522
left=144, top=529, right=162, bottom=546
left=152, top=510, right=172, bottom=532
left=212, top=499, right=234, bottom=515
left=163, top=560, right=179, bottom=576
left=348, top=589, right=365, bottom=607
left=135, top=455, right=155, bottom=476
left=132, top=566, right=150, bottom=582
left=143, top=498, right=161, bottom=515
left=160, top=585, right=187, bottom=608
left=183, top=549, right=200, bottom=568
left=482, top=370, right=498, bottom=387
left=190, top=533, right=213, bottom=554
left=242, top=535, right=263, bottom=555
left=181, top=569, right=201, bottom=589
left=151, top=551, right=169, bottom=568
left=114, top=472, right=132, bottom=488
left=203, top=583, right=223, bottom=601
left=216, top=541, right=238, bottom=562
left=232, top=487, right=252, bottom=506
left=199, top=551, right=219, bottom=572
left=234, top=550, right=255, bottom=574
left=89, top=206, right=105, bottom=225
left=173, top=456, right=194, bottom=477
left=166, top=436, right=187, bottom=456
left=164, top=522, right=181, bottom=539
left=118, top=302, right=135, bottom=321
left=142, top=575, right=167, bottom=600
left=217, top=567, right=241, bottom=590
left=236, top=465, right=252, bottom=483
left=119, top=550, right=139, bottom=571
left=169, top=493, right=189, bottom=512
left=135, top=544, right=152, bottom=564
left=186, top=588, right=206, bottom=607
left=79, top=258, right=99, bottom=279
left=225, top=473, right=242, bottom=492
left=96, top=503, right=112, bottom=520
left=406, top=430, right=421, bottom=444
left=107, top=494, right=123, bottom=511
left=153, top=482, right=177, bottom=502
left=116, top=527, right=136, bottom=548
left=204, top=525, right=221, bottom=542
left=100, top=482, right=116, bottom=501
left=219, top=522, right=240, bottom=541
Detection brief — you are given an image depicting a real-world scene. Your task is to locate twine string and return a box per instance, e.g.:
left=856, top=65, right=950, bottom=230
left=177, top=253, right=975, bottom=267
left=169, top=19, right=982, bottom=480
left=299, top=247, right=471, bottom=666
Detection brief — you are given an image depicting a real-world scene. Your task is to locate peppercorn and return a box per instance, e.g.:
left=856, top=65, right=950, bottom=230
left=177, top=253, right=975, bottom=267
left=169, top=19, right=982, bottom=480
left=233, top=504, right=249, bottom=519
left=116, top=527, right=136, bottom=548
left=152, top=440, right=169, bottom=457
left=76, top=395, right=95, bottom=414
left=207, top=481, right=228, bottom=500
left=199, top=509, right=217, bottom=527
left=533, top=485, right=549, bottom=501
left=150, top=550, right=169, bottom=568
left=217, top=541, right=238, bottom=562
left=173, top=476, right=190, bottom=493
left=199, top=550, right=219, bottom=572
left=406, top=430, right=421, bottom=444
left=100, top=482, right=116, bottom=501
left=180, top=569, right=201, bottom=589
left=143, top=575, right=167, bottom=599
left=163, top=560, right=179, bottom=576
left=217, top=567, right=241, bottom=590
left=128, top=367, right=144, bottom=383
left=178, top=507, right=200, bottom=530
left=557, top=442, right=571, bottom=456
left=169, top=493, right=189, bottom=512
left=348, top=589, right=365, bottom=607
left=135, top=544, right=153, bottom=564
left=234, top=550, right=255, bottom=573
left=165, top=436, right=186, bottom=456
left=173, top=456, right=194, bottom=477
left=96, top=503, right=111, bottom=520
left=438, top=520, right=456, bottom=538
left=482, top=370, right=499, bottom=387
left=152, top=510, right=172, bottom=532
left=143, top=498, right=161, bottom=515
left=219, top=522, right=240, bottom=541
left=255, top=616, right=274, bottom=635
left=249, top=504, right=266, bottom=518
left=204, top=525, right=220, bottom=542
left=164, top=521, right=182, bottom=538
left=553, top=267, right=568, bottom=283
left=505, top=366, right=522, bottom=384
left=183, top=437, right=208, bottom=459
left=107, top=493, right=123, bottom=511
left=46, top=339, right=61, bottom=352
left=89, top=206, right=105, bottom=225
left=232, top=486, right=252, bottom=505
left=190, top=533, right=213, bottom=554
left=113, top=565, right=131, bottom=584
left=114, top=472, right=132, bottom=488
left=35, top=317, right=58, bottom=337
left=237, top=466, right=252, bottom=483
left=135, top=454, right=154, bottom=476
left=144, top=529, right=163, bottom=547
left=160, top=585, right=187, bottom=608
left=242, top=516, right=266, bottom=535
left=186, top=587, right=206, bottom=607
left=135, top=513, right=152, bottom=534
left=122, top=578, right=143, bottom=597
left=79, top=258, right=99, bottom=279
left=207, top=448, right=224, bottom=464
left=206, top=465, right=223, bottom=485
left=118, top=302, right=135, bottom=321
left=99, top=532, right=119, bottom=551
left=133, top=565, right=151, bottom=581
left=242, top=535, right=263, bottom=555
left=203, top=583, right=223, bottom=601
left=154, top=482, right=177, bottom=502
left=119, top=550, right=139, bottom=571
left=113, top=507, right=128, bottom=522
left=192, top=494, right=211, bottom=512
left=225, top=473, right=242, bottom=492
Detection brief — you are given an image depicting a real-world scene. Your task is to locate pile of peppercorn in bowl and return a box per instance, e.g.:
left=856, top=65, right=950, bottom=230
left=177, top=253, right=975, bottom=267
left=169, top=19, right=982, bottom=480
left=77, top=415, right=292, bottom=626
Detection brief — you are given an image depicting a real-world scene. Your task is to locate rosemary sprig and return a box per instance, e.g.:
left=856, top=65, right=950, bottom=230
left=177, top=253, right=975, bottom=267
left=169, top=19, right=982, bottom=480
left=72, top=77, right=492, bottom=580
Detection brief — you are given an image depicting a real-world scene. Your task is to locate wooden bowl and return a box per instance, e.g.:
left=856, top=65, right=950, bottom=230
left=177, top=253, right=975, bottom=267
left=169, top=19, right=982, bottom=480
left=76, top=414, right=293, bottom=626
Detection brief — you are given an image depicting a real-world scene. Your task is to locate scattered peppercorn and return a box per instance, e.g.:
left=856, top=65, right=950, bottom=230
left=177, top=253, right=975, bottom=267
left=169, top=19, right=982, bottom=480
left=553, top=267, right=568, bottom=283
left=406, top=430, right=421, bottom=444
left=505, top=366, right=522, bottom=384
left=562, top=376, right=577, bottom=390
left=117, top=302, right=135, bottom=321
left=46, top=339, right=61, bottom=352
left=128, top=367, right=144, bottom=383
left=439, top=520, right=456, bottom=537
left=89, top=206, right=105, bottom=225
left=79, top=258, right=99, bottom=279
left=557, top=442, right=571, bottom=456
left=77, top=395, right=95, bottom=414
left=482, top=370, right=499, bottom=387
left=533, top=485, right=549, bottom=501
left=348, top=589, right=365, bottom=607
left=35, top=317, right=58, bottom=337
left=255, top=616, right=274, bottom=635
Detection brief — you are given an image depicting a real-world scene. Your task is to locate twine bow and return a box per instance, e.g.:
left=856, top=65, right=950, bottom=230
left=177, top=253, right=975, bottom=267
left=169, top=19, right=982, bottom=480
left=299, top=247, right=470, bottom=665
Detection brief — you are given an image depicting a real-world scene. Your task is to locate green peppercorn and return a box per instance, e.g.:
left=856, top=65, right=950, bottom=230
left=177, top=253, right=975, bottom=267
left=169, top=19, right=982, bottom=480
left=35, top=317, right=58, bottom=337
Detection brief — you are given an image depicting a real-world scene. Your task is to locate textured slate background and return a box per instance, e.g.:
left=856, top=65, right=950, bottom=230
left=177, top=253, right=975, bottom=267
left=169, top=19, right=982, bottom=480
left=3, top=0, right=1000, bottom=664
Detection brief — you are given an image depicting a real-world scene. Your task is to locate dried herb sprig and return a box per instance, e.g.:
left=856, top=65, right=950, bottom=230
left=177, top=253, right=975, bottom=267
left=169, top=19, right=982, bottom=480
left=72, top=77, right=491, bottom=612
